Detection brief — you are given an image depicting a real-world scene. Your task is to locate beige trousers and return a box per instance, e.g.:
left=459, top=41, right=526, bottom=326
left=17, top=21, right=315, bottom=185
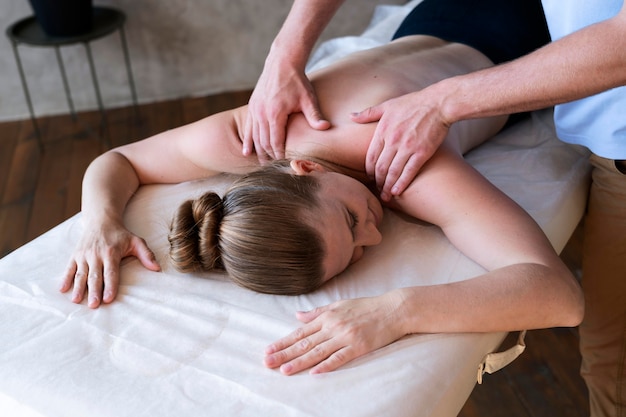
left=580, top=155, right=626, bottom=417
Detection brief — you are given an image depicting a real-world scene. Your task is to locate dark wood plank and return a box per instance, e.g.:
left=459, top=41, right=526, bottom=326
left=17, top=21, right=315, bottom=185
left=27, top=137, right=72, bottom=242
left=0, top=121, right=22, bottom=199
left=207, top=89, right=251, bottom=115
left=136, top=99, right=184, bottom=139
left=459, top=332, right=533, bottom=417
left=106, top=105, right=142, bottom=149
left=181, top=96, right=212, bottom=124
left=0, top=120, right=40, bottom=256
left=65, top=137, right=102, bottom=218
left=0, top=202, right=32, bottom=257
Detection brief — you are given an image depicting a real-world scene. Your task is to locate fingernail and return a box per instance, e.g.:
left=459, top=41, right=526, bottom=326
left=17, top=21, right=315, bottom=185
left=280, top=363, right=292, bottom=374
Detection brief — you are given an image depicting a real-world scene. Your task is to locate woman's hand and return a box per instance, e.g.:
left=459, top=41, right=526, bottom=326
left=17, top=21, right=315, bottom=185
left=60, top=220, right=160, bottom=308
left=264, top=293, right=406, bottom=375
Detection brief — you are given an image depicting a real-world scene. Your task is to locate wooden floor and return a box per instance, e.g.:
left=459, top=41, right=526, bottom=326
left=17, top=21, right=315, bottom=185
left=0, top=92, right=589, bottom=416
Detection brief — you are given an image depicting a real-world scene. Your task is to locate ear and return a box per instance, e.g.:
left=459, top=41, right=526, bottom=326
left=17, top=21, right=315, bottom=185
left=290, top=159, right=326, bottom=175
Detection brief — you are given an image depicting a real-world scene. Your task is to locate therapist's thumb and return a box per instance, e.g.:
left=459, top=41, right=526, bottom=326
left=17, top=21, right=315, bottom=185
left=351, top=105, right=383, bottom=124
left=302, top=99, right=331, bottom=131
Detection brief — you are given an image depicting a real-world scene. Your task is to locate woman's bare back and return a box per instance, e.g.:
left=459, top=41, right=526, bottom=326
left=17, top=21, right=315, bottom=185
left=181, top=35, right=506, bottom=183
left=278, top=36, right=506, bottom=175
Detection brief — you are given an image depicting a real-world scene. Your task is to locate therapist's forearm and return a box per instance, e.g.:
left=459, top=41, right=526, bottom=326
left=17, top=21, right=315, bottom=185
left=268, top=0, right=345, bottom=70
left=80, top=151, right=140, bottom=227
left=437, top=9, right=626, bottom=124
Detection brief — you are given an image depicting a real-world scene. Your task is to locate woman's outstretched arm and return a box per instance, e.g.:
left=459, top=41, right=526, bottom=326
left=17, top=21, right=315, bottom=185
left=59, top=151, right=160, bottom=308
left=265, top=146, right=584, bottom=375
left=60, top=109, right=256, bottom=308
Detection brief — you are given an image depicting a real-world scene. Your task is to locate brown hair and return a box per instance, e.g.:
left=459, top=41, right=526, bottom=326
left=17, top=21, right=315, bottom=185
left=168, top=162, right=326, bottom=295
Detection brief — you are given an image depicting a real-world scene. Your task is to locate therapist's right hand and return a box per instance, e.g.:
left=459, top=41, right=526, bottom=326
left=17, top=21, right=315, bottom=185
left=60, top=220, right=160, bottom=308
left=243, top=61, right=330, bottom=162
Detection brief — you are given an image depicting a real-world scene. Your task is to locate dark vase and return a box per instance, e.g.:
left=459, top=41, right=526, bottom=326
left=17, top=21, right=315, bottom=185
left=29, top=0, right=94, bottom=37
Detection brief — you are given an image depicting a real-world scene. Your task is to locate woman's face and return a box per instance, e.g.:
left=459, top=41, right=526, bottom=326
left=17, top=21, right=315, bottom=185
left=309, top=171, right=384, bottom=282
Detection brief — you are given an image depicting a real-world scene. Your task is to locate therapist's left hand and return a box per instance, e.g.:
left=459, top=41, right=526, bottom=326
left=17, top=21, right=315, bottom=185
left=264, top=293, right=404, bottom=375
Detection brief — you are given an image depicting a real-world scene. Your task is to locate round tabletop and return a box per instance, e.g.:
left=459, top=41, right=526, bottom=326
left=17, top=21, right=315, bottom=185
left=6, top=6, right=126, bottom=46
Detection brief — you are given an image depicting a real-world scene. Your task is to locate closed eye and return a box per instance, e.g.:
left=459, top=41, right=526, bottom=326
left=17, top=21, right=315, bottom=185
left=348, top=210, right=358, bottom=240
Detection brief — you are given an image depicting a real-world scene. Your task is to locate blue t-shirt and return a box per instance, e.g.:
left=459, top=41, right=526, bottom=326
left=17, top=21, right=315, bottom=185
left=541, top=0, right=625, bottom=158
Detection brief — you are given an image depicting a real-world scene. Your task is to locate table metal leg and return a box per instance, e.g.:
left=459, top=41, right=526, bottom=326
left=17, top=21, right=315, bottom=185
left=119, top=26, right=138, bottom=108
left=83, top=41, right=111, bottom=147
left=9, top=40, right=43, bottom=150
left=55, top=46, right=76, bottom=120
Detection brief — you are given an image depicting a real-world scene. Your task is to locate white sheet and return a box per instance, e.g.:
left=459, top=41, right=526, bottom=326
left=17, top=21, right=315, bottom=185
left=0, top=2, right=591, bottom=417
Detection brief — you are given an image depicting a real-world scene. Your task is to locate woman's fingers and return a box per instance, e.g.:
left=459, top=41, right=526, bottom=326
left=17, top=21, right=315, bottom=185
left=309, top=346, right=354, bottom=374
left=266, top=329, right=360, bottom=375
left=86, top=258, right=104, bottom=308
left=281, top=340, right=353, bottom=375
left=102, top=257, right=120, bottom=304
left=70, top=261, right=89, bottom=304
left=264, top=305, right=356, bottom=375
left=59, top=260, right=78, bottom=293
left=265, top=328, right=335, bottom=375
left=130, top=236, right=161, bottom=272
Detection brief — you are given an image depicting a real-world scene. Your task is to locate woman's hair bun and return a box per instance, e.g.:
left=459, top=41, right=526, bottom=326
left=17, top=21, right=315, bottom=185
left=168, top=191, right=224, bottom=272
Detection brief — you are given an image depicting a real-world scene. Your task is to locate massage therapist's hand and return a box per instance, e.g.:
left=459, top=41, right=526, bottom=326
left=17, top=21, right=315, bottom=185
left=352, top=89, right=451, bottom=202
left=264, top=293, right=405, bottom=375
left=243, top=57, right=330, bottom=162
left=60, top=220, right=160, bottom=308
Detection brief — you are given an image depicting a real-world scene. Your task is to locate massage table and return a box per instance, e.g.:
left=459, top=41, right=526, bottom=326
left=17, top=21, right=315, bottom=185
left=0, top=2, right=590, bottom=416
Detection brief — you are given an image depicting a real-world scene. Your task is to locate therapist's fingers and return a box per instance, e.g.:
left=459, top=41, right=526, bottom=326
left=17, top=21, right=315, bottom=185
left=353, top=105, right=385, bottom=179
left=365, top=133, right=384, bottom=183
left=268, top=114, right=288, bottom=161
left=351, top=104, right=384, bottom=125
left=257, top=119, right=272, bottom=160
left=383, top=153, right=423, bottom=199
left=377, top=148, right=416, bottom=202
left=253, top=122, right=272, bottom=164
left=301, top=97, right=331, bottom=133
left=242, top=116, right=254, bottom=157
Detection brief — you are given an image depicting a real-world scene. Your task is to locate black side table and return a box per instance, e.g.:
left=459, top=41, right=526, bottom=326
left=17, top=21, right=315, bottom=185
left=6, top=6, right=138, bottom=148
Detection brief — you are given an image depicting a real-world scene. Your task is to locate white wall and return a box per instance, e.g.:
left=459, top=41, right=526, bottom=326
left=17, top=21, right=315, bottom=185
left=1, top=0, right=405, bottom=122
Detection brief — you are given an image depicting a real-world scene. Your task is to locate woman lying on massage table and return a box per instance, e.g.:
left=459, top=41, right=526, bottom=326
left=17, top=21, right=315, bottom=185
left=60, top=31, right=583, bottom=376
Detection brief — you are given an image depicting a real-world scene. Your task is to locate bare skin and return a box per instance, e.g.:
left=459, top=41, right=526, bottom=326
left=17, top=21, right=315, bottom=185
left=60, top=36, right=583, bottom=375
